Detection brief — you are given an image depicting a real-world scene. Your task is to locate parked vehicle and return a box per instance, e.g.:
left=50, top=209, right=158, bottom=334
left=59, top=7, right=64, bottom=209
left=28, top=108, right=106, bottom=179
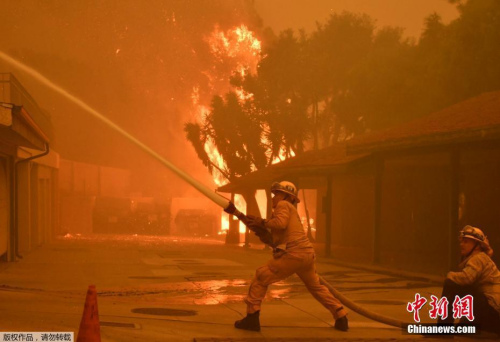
left=92, top=196, right=170, bottom=235
left=174, top=209, right=218, bottom=237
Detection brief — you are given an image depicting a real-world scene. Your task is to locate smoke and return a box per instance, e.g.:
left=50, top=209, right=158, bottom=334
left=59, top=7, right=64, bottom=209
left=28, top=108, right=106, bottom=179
left=0, top=0, right=262, bottom=197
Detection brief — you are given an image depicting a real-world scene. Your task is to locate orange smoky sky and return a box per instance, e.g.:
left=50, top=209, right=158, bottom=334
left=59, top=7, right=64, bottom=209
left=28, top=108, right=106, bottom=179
left=0, top=1, right=260, bottom=199
left=0, top=0, right=459, bottom=200
left=255, top=0, right=459, bottom=39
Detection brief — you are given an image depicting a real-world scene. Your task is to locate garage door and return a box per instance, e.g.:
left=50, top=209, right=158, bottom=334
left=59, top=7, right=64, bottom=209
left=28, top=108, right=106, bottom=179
left=0, top=157, right=8, bottom=257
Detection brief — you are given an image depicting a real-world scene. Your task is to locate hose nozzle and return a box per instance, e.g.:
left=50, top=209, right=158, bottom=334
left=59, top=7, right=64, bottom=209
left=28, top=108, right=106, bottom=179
left=224, top=201, right=248, bottom=223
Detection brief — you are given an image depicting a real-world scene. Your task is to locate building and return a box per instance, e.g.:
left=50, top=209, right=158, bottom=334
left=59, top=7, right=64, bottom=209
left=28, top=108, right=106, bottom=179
left=346, top=90, right=500, bottom=274
left=58, top=159, right=132, bottom=235
left=0, top=73, right=59, bottom=261
left=218, top=91, right=500, bottom=275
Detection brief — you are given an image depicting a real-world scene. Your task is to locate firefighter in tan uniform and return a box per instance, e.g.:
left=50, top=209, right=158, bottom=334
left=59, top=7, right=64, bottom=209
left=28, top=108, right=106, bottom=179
left=438, top=226, right=500, bottom=334
left=234, top=181, right=348, bottom=332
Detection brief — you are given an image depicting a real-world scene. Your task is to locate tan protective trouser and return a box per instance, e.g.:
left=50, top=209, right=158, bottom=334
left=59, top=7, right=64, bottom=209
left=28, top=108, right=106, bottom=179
left=245, top=251, right=347, bottom=320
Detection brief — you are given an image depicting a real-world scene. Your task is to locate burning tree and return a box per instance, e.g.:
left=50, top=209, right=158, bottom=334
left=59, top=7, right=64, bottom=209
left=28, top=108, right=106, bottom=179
left=186, top=0, right=500, bottom=243
left=185, top=92, right=267, bottom=181
left=185, top=25, right=271, bottom=243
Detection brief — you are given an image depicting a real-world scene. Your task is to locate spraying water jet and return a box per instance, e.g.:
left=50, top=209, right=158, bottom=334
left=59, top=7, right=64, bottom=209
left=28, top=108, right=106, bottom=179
left=0, top=50, right=411, bottom=330
left=0, top=50, right=231, bottom=209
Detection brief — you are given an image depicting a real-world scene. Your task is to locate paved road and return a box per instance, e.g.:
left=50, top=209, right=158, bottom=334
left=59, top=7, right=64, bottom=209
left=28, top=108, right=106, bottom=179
left=0, top=234, right=495, bottom=341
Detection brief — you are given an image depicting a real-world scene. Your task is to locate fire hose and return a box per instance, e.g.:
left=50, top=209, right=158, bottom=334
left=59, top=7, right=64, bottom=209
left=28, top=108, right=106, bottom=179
left=0, top=50, right=410, bottom=330
left=223, top=202, right=409, bottom=329
left=318, top=275, right=409, bottom=329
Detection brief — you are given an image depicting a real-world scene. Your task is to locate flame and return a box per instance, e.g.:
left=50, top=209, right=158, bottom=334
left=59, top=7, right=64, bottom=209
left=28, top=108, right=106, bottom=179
left=235, top=87, right=253, bottom=102
left=255, top=190, right=267, bottom=217
left=204, top=139, right=226, bottom=187
left=219, top=194, right=246, bottom=234
left=190, top=24, right=263, bottom=234
left=234, top=194, right=246, bottom=233
left=219, top=214, right=229, bottom=234
left=208, top=24, right=261, bottom=69
left=192, top=25, right=304, bottom=236
left=207, top=25, right=260, bottom=103
left=258, top=123, right=296, bottom=165
left=191, top=86, right=200, bottom=106
left=271, top=148, right=296, bottom=165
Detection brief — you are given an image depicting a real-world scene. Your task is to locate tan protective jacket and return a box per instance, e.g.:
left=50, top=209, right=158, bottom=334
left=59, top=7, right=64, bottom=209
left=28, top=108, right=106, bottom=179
left=447, top=250, right=500, bottom=313
left=265, top=200, right=312, bottom=251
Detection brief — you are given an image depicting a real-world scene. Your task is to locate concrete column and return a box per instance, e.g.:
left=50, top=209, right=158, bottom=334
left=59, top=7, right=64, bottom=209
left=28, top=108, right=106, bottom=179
left=266, top=189, right=272, bottom=219
left=324, top=175, right=333, bottom=257
left=17, top=162, right=31, bottom=254
left=0, top=157, right=9, bottom=259
left=45, top=179, right=52, bottom=243
left=30, top=164, right=40, bottom=247
left=225, top=193, right=239, bottom=244
left=39, top=179, right=47, bottom=245
left=243, top=190, right=259, bottom=248
left=51, top=168, right=60, bottom=237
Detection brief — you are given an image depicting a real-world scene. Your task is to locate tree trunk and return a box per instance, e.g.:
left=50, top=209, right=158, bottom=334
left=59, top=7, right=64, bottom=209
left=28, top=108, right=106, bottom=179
left=242, top=189, right=264, bottom=246
left=225, top=192, right=240, bottom=244
left=313, top=100, right=319, bottom=150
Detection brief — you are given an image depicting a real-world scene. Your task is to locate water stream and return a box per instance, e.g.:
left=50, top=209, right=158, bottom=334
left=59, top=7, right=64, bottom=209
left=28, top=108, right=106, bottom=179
left=0, top=50, right=229, bottom=209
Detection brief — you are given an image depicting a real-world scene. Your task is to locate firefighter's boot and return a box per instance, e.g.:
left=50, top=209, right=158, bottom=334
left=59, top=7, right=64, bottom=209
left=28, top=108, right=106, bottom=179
left=234, top=311, right=261, bottom=332
left=335, top=315, right=349, bottom=332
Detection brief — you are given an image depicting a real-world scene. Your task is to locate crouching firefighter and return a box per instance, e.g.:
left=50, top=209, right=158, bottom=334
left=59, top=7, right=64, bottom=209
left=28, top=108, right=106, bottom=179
left=438, top=225, right=500, bottom=334
left=225, top=181, right=348, bottom=332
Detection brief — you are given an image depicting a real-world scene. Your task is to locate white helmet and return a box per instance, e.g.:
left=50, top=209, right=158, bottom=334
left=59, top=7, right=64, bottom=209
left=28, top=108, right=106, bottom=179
left=271, top=181, right=300, bottom=203
left=460, top=225, right=486, bottom=243
left=460, top=225, right=493, bottom=256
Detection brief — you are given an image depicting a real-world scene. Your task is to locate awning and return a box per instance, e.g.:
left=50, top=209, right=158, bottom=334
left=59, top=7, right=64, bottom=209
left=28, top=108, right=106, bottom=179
left=0, top=106, right=49, bottom=150
left=217, top=145, right=370, bottom=193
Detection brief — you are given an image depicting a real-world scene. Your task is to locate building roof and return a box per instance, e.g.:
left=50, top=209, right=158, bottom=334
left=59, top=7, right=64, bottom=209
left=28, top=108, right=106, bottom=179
left=347, top=90, right=500, bottom=154
left=217, top=144, right=369, bottom=193
left=218, top=91, right=500, bottom=193
left=0, top=73, right=51, bottom=150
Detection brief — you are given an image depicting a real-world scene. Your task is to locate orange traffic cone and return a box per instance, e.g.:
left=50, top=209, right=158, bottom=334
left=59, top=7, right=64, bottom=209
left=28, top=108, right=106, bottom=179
left=76, top=285, right=101, bottom=342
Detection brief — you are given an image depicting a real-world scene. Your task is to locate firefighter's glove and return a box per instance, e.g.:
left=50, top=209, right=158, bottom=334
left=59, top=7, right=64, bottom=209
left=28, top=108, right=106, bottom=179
left=246, top=215, right=273, bottom=246
left=273, top=248, right=286, bottom=259
left=246, top=215, right=266, bottom=228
